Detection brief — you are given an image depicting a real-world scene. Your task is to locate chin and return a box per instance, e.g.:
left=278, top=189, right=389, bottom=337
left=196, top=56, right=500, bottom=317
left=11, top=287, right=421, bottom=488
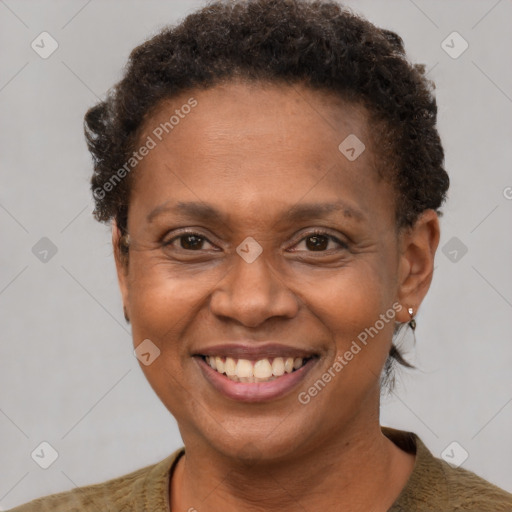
left=189, top=410, right=316, bottom=465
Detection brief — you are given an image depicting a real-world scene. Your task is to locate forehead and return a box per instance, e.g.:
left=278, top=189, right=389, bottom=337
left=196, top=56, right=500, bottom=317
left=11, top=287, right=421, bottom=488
left=130, top=80, right=394, bottom=229
left=142, top=80, right=372, bottom=160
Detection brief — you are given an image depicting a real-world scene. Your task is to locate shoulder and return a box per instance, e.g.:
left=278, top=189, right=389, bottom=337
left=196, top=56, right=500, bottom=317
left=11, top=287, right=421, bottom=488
left=383, top=426, right=512, bottom=511
left=440, top=461, right=512, bottom=511
left=6, top=449, right=184, bottom=512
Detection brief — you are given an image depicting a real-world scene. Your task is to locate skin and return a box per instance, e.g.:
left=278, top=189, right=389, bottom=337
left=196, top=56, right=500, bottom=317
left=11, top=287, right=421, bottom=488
left=113, top=80, right=440, bottom=511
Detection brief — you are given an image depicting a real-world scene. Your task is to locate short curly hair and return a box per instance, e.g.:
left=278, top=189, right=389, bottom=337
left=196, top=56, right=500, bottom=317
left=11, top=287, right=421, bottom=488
left=84, top=0, right=449, bottom=385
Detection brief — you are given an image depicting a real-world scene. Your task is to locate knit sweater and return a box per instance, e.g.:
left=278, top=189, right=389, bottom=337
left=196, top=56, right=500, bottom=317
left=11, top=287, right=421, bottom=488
left=8, top=426, right=512, bottom=511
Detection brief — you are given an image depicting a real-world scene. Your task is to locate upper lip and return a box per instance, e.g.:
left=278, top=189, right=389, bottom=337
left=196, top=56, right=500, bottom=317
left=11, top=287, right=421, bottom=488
left=193, top=343, right=318, bottom=360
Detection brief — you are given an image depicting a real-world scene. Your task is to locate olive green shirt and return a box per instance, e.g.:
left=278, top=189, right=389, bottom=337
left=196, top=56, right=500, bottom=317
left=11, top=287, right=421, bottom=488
left=8, top=427, right=512, bottom=511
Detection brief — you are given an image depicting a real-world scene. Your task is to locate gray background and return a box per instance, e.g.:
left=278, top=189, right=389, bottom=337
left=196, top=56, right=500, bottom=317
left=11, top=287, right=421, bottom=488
left=1, top=0, right=511, bottom=508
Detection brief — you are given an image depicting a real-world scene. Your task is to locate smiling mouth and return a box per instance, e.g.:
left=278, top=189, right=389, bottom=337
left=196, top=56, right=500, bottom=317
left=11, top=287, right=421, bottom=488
left=199, top=355, right=314, bottom=383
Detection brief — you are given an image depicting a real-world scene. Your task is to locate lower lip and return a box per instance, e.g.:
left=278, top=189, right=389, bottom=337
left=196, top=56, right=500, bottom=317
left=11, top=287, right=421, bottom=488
left=195, top=356, right=317, bottom=403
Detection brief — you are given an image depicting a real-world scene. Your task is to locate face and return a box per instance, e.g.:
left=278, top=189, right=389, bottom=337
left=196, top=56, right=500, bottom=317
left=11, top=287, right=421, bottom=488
left=115, top=80, right=437, bottom=463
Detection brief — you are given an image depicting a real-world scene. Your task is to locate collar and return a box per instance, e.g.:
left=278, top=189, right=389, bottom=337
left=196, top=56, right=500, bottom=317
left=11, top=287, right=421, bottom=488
left=141, top=426, right=449, bottom=510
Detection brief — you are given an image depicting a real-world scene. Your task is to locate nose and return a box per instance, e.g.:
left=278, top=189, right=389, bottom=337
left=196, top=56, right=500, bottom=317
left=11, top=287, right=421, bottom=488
left=209, top=250, right=299, bottom=328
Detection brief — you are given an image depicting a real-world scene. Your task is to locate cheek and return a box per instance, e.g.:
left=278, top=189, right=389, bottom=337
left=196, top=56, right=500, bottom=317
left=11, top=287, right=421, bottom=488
left=313, top=262, right=393, bottom=327
left=305, top=259, right=397, bottom=370
left=125, top=258, right=207, bottom=376
left=125, top=258, right=212, bottom=416
left=127, top=255, right=221, bottom=339
left=297, top=268, right=398, bottom=423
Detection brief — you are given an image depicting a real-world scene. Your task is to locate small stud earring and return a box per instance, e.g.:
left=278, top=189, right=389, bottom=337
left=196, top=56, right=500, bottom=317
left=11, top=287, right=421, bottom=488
left=123, top=306, right=130, bottom=323
left=408, top=307, right=416, bottom=330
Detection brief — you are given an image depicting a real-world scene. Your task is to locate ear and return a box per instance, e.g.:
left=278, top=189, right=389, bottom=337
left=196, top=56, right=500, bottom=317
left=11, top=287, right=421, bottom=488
left=112, top=219, right=130, bottom=321
left=395, top=209, right=440, bottom=322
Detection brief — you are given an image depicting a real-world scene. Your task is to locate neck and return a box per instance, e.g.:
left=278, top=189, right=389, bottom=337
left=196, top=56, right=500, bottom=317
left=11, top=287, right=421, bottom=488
left=171, top=416, right=415, bottom=512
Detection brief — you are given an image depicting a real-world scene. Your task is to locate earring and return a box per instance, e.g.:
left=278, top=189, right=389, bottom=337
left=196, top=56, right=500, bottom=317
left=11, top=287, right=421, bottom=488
left=123, top=306, right=130, bottom=323
left=407, top=307, right=417, bottom=346
left=408, top=307, right=416, bottom=331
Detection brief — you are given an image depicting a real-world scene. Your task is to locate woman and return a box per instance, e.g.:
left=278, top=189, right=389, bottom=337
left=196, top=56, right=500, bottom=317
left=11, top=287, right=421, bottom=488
left=10, top=0, right=512, bottom=510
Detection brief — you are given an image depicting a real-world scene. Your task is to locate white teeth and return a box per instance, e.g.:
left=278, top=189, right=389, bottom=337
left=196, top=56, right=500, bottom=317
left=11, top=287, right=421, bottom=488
left=236, top=359, right=253, bottom=378
left=204, top=355, right=310, bottom=382
left=284, top=357, right=294, bottom=373
left=271, top=357, right=285, bottom=376
left=215, top=356, right=224, bottom=374
left=225, top=357, right=237, bottom=376
left=254, top=359, right=273, bottom=379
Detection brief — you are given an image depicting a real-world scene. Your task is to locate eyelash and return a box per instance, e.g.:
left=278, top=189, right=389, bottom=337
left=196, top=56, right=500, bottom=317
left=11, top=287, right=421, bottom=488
left=162, top=229, right=349, bottom=253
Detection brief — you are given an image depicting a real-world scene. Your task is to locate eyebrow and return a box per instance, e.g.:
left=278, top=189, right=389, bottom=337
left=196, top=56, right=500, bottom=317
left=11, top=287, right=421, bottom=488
left=146, top=199, right=366, bottom=225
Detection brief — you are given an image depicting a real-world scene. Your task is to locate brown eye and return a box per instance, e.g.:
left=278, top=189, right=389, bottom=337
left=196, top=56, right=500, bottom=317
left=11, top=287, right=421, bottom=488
left=163, top=232, right=216, bottom=251
left=180, top=234, right=205, bottom=250
left=305, top=234, right=329, bottom=251
left=293, top=231, right=348, bottom=252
